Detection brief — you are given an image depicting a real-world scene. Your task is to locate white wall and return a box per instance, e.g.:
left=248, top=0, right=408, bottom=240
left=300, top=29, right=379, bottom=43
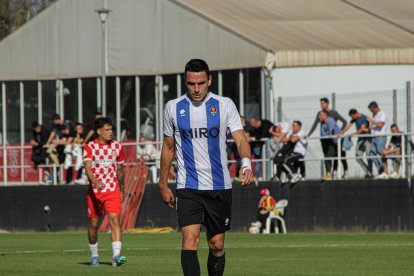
left=273, top=65, right=414, bottom=97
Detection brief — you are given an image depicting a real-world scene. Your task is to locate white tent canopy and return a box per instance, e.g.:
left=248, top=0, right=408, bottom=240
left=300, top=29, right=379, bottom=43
left=0, top=0, right=267, bottom=81
left=178, top=0, right=414, bottom=67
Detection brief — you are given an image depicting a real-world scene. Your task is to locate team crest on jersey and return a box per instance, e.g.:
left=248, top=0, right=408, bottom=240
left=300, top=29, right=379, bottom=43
left=209, top=105, right=217, bottom=116
left=180, top=109, right=186, bottom=117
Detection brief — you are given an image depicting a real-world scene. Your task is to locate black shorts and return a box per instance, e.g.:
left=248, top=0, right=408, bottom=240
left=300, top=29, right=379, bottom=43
left=176, top=188, right=232, bottom=235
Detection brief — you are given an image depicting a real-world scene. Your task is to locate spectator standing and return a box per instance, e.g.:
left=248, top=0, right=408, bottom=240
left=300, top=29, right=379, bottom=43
left=250, top=118, right=275, bottom=179
left=366, top=101, right=388, bottom=176
left=308, top=98, right=350, bottom=179
left=341, top=109, right=373, bottom=178
left=376, top=124, right=402, bottom=179
left=319, top=111, right=341, bottom=180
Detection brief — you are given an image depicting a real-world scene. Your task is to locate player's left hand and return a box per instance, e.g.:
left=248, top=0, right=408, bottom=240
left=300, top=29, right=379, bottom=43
left=238, top=168, right=254, bottom=186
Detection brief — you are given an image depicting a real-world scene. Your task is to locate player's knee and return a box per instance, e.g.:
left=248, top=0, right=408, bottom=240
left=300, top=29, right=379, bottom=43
left=89, top=218, right=99, bottom=230
left=109, top=215, right=120, bottom=226
left=182, top=234, right=200, bottom=250
left=208, top=239, right=224, bottom=254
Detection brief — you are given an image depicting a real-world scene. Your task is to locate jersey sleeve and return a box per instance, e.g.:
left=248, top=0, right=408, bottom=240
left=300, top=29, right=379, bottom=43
left=163, top=101, right=174, bottom=137
left=117, top=145, right=125, bottom=164
left=226, top=100, right=243, bottom=133
left=83, top=143, right=92, bottom=161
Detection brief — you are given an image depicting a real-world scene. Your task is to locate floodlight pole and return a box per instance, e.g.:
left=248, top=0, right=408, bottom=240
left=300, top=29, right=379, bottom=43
left=95, top=7, right=111, bottom=117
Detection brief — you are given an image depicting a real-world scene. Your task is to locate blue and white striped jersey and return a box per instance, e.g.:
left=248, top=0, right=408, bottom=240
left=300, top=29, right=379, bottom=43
left=163, top=92, right=243, bottom=190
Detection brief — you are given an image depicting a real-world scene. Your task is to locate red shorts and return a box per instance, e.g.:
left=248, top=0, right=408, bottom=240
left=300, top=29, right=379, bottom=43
left=86, top=189, right=121, bottom=218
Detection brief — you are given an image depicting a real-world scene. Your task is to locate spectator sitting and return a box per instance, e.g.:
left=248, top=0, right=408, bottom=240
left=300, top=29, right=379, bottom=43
left=376, top=124, right=402, bottom=179
left=72, top=122, right=88, bottom=184
left=137, top=136, right=160, bottom=183
left=273, top=121, right=307, bottom=184
left=251, top=188, right=277, bottom=233
left=268, top=121, right=290, bottom=151
left=249, top=118, right=275, bottom=180
left=84, top=112, right=103, bottom=143
left=284, top=121, right=307, bottom=184
left=45, top=114, right=64, bottom=165
left=30, top=122, right=48, bottom=169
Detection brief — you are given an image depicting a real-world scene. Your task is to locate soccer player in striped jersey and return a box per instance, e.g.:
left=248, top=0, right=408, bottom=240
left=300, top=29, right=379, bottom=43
left=159, top=59, right=253, bottom=276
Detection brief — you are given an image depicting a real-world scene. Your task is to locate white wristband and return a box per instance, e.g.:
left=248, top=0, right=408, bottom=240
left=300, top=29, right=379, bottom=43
left=241, top=158, right=252, bottom=174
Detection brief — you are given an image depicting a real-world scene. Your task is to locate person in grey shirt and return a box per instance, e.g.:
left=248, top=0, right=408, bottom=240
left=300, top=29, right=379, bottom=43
left=307, top=97, right=351, bottom=179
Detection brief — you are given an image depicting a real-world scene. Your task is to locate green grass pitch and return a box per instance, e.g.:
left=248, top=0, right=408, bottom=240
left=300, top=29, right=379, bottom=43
left=1, top=231, right=414, bottom=275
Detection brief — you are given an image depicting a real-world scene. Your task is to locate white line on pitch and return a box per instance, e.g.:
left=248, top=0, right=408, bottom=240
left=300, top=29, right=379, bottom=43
left=2, top=242, right=414, bottom=255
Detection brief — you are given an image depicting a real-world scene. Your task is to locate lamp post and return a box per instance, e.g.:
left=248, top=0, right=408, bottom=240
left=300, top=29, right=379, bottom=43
left=95, top=7, right=111, bottom=116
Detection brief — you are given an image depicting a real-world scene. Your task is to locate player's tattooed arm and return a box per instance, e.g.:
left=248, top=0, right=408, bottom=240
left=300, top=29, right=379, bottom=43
left=117, top=163, right=125, bottom=193
left=84, top=160, right=105, bottom=190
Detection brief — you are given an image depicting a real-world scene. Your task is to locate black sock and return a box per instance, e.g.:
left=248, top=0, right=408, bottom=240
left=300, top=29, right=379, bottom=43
left=207, top=251, right=225, bottom=276
left=181, top=250, right=200, bottom=276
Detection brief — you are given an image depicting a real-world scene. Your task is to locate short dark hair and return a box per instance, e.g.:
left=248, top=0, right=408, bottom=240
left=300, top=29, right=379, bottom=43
left=349, top=109, right=358, bottom=116
left=32, top=121, right=40, bottom=128
left=293, top=120, right=302, bottom=127
left=52, top=113, right=61, bottom=120
left=75, top=122, right=84, bottom=128
left=390, top=123, right=398, bottom=129
left=320, top=97, right=329, bottom=104
left=95, top=117, right=113, bottom=130
left=368, top=101, right=378, bottom=109
left=185, top=59, right=210, bottom=78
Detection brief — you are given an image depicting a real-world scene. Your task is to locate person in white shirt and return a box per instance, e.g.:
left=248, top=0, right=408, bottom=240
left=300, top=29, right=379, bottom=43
left=137, top=136, right=160, bottom=183
left=366, top=101, right=387, bottom=175
left=283, top=121, right=307, bottom=184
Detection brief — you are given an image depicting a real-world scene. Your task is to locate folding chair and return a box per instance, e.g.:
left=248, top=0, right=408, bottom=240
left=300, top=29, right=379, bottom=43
left=265, top=199, right=288, bottom=234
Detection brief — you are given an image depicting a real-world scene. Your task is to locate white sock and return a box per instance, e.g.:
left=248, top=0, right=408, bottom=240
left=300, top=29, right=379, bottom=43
left=112, top=241, right=122, bottom=258
left=89, top=243, right=98, bottom=257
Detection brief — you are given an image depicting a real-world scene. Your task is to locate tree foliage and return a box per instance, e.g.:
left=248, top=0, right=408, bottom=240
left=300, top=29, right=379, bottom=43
left=0, top=0, right=57, bottom=41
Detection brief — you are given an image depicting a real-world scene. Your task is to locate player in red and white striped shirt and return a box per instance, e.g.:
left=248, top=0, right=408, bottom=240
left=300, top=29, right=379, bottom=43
left=83, top=117, right=126, bottom=267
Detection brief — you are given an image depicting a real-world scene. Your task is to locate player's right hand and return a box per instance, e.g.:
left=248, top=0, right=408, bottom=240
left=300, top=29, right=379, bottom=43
left=93, top=180, right=105, bottom=190
left=160, top=186, right=175, bottom=208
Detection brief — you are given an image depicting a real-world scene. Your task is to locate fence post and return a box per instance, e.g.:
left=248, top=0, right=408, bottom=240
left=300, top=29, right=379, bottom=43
left=401, top=134, right=406, bottom=178
left=53, top=164, right=57, bottom=185
left=2, top=82, right=7, bottom=186
left=406, top=81, right=412, bottom=188
left=331, top=92, right=336, bottom=110
left=393, top=89, right=397, bottom=124
left=277, top=97, right=282, bottom=122
left=337, top=137, right=342, bottom=179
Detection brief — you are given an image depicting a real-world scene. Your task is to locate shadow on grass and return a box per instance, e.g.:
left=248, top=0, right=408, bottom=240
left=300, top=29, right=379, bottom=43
left=78, top=262, right=112, bottom=266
